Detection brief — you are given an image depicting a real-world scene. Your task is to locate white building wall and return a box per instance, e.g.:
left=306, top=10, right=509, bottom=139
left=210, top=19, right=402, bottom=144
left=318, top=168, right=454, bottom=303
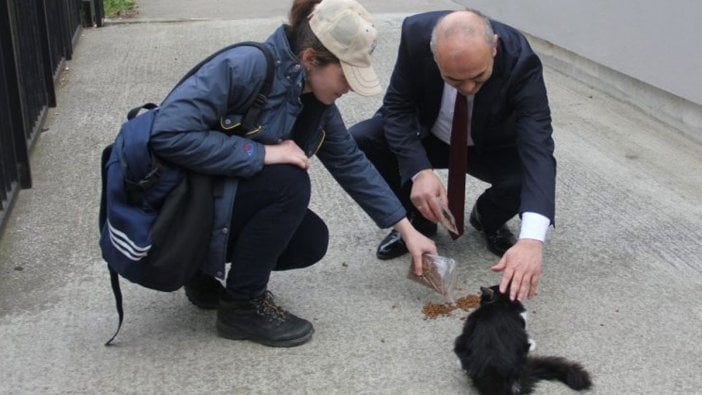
left=453, top=0, right=702, bottom=137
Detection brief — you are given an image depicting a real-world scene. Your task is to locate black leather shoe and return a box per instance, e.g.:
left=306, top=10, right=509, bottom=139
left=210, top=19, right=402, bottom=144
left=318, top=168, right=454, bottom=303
left=376, top=214, right=438, bottom=260
left=376, top=230, right=407, bottom=260
left=184, top=271, right=224, bottom=310
left=469, top=206, right=516, bottom=257
left=409, top=212, right=438, bottom=236
left=217, top=291, right=314, bottom=347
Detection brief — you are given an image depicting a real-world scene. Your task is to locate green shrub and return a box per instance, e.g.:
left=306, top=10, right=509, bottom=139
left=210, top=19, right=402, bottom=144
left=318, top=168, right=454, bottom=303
left=103, top=0, right=135, bottom=18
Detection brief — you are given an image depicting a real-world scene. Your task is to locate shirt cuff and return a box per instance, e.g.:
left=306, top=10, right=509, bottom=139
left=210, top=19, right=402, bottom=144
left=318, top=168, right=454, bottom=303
left=411, top=169, right=432, bottom=182
left=519, top=212, right=551, bottom=242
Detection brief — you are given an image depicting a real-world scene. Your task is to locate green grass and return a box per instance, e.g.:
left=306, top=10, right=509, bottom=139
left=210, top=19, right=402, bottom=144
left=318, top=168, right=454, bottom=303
left=103, top=0, right=135, bottom=18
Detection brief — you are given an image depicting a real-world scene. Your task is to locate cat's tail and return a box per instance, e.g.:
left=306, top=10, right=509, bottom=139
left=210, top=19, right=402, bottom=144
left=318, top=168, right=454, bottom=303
left=524, top=356, right=592, bottom=391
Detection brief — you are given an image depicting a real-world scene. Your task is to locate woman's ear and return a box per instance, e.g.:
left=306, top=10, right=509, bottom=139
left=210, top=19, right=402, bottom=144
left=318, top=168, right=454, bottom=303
left=300, top=48, right=317, bottom=71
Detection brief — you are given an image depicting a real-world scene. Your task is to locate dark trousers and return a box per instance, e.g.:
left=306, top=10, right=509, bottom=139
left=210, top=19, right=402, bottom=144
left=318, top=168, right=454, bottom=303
left=349, top=115, right=522, bottom=232
left=225, top=164, right=328, bottom=300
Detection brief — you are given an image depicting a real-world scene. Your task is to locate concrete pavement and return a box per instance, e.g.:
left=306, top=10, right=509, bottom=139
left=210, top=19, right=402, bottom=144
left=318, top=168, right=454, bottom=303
left=1, top=0, right=701, bottom=393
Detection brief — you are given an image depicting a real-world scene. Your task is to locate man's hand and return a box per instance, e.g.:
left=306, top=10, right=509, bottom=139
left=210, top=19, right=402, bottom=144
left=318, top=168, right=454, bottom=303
left=410, top=169, right=446, bottom=223
left=490, top=239, right=543, bottom=301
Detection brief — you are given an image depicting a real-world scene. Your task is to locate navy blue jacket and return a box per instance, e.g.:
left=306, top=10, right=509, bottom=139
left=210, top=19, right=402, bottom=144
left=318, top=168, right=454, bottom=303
left=150, top=26, right=406, bottom=278
left=382, top=11, right=556, bottom=223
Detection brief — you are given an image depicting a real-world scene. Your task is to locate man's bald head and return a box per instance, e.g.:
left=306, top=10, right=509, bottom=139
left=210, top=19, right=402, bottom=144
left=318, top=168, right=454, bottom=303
left=430, top=10, right=496, bottom=54
left=430, top=10, right=498, bottom=96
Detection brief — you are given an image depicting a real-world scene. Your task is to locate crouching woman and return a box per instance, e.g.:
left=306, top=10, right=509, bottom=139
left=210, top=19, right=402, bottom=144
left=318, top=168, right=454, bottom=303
left=150, top=0, right=436, bottom=347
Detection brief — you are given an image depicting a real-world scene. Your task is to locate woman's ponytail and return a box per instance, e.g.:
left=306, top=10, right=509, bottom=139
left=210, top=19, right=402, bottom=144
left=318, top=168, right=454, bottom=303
left=286, top=0, right=337, bottom=66
left=289, top=0, right=322, bottom=30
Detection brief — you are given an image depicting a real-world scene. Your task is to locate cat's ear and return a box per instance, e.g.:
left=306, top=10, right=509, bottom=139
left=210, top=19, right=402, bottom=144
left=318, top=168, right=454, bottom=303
left=480, top=287, right=494, bottom=300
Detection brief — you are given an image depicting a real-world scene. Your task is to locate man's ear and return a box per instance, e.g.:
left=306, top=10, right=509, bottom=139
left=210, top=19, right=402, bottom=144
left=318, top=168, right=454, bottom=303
left=492, top=34, right=499, bottom=57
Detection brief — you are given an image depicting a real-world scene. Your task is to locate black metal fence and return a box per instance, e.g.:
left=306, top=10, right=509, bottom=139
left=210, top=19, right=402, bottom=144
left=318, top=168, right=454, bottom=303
left=1, top=0, right=103, bottom=234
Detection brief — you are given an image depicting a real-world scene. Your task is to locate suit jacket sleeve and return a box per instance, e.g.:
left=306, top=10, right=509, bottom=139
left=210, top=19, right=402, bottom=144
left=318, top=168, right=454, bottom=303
left=381, top=16, right=438, bottom=184
left=506, top=38, right=556, bottom=224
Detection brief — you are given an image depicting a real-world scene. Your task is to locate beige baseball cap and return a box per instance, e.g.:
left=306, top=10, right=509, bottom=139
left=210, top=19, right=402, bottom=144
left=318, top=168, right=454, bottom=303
left=309, top=0, right=382, bottom=96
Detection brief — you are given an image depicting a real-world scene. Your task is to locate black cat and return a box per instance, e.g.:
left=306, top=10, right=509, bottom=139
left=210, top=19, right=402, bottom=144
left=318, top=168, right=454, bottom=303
left=454, top=285, right=592, bottom=395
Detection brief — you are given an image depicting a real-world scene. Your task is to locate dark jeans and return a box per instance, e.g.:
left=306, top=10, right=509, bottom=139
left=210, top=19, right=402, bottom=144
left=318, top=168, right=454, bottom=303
left=349, top=115, right=522, bottom=232
left=225, top=164, right=328, bottom=300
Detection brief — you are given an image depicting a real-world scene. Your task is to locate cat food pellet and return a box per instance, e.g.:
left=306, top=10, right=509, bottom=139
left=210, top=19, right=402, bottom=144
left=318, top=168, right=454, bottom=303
left=455, top=294, right=480, bottom=310
left=422, top=302, right=456, bottom=319
left=422, top=293, right=481, bottom=320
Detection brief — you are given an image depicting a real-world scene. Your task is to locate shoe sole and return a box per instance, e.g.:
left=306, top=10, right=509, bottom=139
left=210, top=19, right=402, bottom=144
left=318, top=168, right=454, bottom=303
left=376, top=248, right=408, bottom=260
left=188, top=301, right=219, bottom=310
left=216, top=321, right=314, bottom=348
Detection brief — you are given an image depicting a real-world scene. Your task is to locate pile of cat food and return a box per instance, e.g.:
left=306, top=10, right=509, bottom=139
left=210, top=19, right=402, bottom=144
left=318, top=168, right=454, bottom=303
left=422, top=293, right=481, bottom=320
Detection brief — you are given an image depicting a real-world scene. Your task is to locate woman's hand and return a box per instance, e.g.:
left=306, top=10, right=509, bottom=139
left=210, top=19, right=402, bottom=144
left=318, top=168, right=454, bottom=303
left=394, top=217, right=437, bottom=275
left=264, top=140, right=309, bottom=169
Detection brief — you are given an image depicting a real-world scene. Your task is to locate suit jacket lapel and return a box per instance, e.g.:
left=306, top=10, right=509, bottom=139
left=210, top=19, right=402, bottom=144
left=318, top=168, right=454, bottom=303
left=472, top=44, right=505, bottom=145
left=423, top=59, right=444, bottom=123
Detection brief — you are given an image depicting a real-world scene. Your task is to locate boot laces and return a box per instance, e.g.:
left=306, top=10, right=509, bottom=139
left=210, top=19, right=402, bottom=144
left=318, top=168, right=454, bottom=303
left=257, top=291, right=288, bottom=321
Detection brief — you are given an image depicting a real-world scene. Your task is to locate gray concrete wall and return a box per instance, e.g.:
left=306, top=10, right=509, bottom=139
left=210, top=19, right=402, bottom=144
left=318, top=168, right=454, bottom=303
left=455, top=0, right=702, bottom=139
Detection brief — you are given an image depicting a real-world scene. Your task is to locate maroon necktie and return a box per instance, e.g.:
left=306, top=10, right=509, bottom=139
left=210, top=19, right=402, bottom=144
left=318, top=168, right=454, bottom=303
left=447, top=93, right=468, bottom=239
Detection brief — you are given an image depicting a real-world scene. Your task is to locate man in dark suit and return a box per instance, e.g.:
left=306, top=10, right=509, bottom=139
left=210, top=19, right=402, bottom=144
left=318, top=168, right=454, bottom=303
left=350, top=9, right=555, bottom=300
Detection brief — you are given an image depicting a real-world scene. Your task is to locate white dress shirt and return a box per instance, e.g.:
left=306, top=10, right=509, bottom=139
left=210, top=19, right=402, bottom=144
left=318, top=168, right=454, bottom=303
left=427, top=83, right=551, bottom=242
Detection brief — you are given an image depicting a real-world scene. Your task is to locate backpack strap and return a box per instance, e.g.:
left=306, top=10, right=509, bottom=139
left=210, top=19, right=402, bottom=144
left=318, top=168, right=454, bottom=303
left=127, top=103, right=158, bottom=121
left=123, top=152, right=164, bottom=206
left=167, top=41, right=275, bottom=109
left=167, top=41, right=275, bottom=132
left=105, top=266, right=124, bottom=346
left=235, top=43, right=275, bottom=132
